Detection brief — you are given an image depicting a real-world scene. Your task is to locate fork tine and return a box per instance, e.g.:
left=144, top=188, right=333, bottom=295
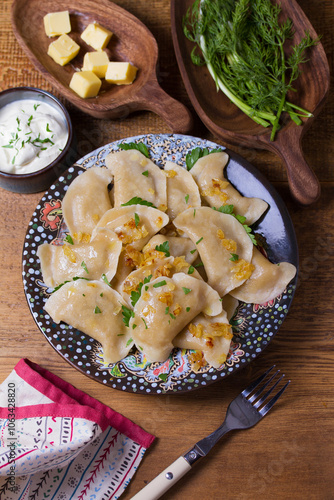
left=258, top=380, right=291, bottom=416
left=242, top=365, right=275, bottom=397
left=253, top=373, right=285, bottom=408
left=248, top=369, right=280, bottom=403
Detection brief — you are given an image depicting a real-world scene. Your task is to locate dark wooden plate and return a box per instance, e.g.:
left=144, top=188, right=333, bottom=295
left=171, top=0, right=330, bottom=205
left=11, top=0, right=193, bottom=133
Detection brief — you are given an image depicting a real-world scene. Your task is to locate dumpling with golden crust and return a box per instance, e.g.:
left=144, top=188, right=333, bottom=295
left=92, top=205, right=169, bottom=250
left=143, top=234, right=198, bottom=263
left=37, top=227, right=122, bottom=288
left=105, top=149, right=167, bottom=210
left=44, top=280, right=134, bottom=364
left=120, top=255, right=203, bottom=306
left=62, top=167, right=113, bottom=237
left=129, top=273, right=222, bottom=362
left=173, top=310, right=233, bottom=369
left=190, top=152, right=268, bottom=225
left=164, top=161, right=201, bottom=220
left=174, top=207, right=254, bottom=296
left=230, top=247, right=297, bottom=304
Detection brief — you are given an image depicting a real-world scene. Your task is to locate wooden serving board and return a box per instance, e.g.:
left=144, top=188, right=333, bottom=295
left=11, top=0, right=193, bottom=133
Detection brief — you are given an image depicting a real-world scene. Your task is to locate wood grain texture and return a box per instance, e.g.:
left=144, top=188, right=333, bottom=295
left=171, top=0, right=330, bottom=205
left=11, top=0, right=193, bottom=132
left=0, top=0, right=334, bottom=499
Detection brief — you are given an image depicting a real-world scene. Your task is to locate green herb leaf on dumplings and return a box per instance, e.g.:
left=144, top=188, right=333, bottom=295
left=118, top=141, right=150, bottom=158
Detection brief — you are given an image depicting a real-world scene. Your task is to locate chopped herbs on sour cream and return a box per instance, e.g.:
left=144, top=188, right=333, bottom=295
left=0, top=99, right=68, bottom=175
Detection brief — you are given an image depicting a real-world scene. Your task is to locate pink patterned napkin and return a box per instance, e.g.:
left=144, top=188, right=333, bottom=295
left=0, top=359, right=155, bottom=499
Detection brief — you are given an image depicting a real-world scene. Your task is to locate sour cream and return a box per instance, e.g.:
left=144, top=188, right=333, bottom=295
left=0, top=99, right=68, bottom=175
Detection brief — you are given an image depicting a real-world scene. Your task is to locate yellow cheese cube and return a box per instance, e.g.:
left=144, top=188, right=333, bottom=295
left=81, top=23, right=113, bottom=50
left=105, top=62, right=138, bottom=85
left=69, top=71, right=102, bottom=98
left=43, top=11, right=71, bottom=37
left=82, top=51, right=110, bottom=78
left=47, top=34, right=80, bottom=66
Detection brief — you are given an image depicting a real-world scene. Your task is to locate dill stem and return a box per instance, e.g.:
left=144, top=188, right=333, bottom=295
left=270, top=40, right=286, bottom=141
left=200, top=35, right=273, bottom=127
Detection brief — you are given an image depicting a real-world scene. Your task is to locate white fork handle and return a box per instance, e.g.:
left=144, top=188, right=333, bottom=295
left=131, top=456, right=191, bottom=500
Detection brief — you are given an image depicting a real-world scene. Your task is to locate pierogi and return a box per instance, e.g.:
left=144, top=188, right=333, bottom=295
left=62, top=166, right=113, bottom=237
left=39, top=146, right=296, bottom=369
left=190, top=152, right=268, bottom=225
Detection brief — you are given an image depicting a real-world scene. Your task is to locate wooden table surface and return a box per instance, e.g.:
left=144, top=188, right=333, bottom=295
left=0, top=1, right=333, bottom=499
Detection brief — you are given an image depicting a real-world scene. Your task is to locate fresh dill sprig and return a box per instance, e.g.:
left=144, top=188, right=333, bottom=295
left=183, top=0, right=318, bottom=140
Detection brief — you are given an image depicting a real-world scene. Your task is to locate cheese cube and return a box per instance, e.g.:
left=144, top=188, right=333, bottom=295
left=44, top=11, right=71, bottom=37
left=105, top=62, right=138, bottom=85
left=47, top=34, right=80, bottom=66
left=82, top=51, right=110, bottom=78
left=69, top=71, right=102, bottom=98
left=81, top=23, right=113, bottom=50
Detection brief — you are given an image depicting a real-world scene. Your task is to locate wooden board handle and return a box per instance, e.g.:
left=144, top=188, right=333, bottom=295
left=270, top=126, right=321, bottom=205
left=131, top=456, right=191, bottom=500
left=135, top=79, right=193, bottom=134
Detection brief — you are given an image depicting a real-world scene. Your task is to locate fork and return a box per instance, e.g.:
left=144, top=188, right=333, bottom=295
left=131, top=366, right=290, bottom=500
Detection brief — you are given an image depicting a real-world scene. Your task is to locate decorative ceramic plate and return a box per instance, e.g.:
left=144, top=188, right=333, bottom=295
left=22, top=134, right=298, bottom=394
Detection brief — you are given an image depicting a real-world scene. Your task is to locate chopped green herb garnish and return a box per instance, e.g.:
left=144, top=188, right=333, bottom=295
left=190, top=249, right=197, bottom=254
left=193, top=209, right=196, bottom=217
left=52, top=280, right=70, bottom=292
left=185, top=194, right=189, bottom=204
left=100, top=293, right=103, bottom=297
left=196, top=237, right=203, bottom=244
left=64, top=234, right=74, bottom=245
left=185, top=147, right=223, bottom=170
left=186, top=307, right=191, bottom=312
left=121, top=196, right=156, bottom=208
left=182, top=287, right=192, bottom=295
left=194, top=262, right=204, bottom=268
left=33, top=103, right=40, bottom=111
left=118, top=141, right=150, bottom=158
left=214, top=205, right=257, bottom=245
left=165, top=306, right=169, bottom=315
left=142, top=170, right=149, bottom=177
left=122, top=306, right=134, bottom=327
left=235, top=214, right=247, bottom=224
left=94, top=306, right=102, bottom=314
left=126, top=337, right=133, bottom=346
left=117, top=333, right=125, bottom=336
left=2, top=145, right=13, bottom=149
left=134, top=212, right=140, bottom=227
left=81, top=261, right=89, bottom=274
left=141, top=317, right=148, bottom=329
left=230, top=253, right=239, bottom=262
left=214, top=204, right=234, bottom=215
left=169, top=313, right=176, bottom=320
left=101, top=273, right=111, bottom=286
left=130, top=274, right=152, bottom=307
left=138, top=345, right=144, bottom=351
left=155, top=240, right=170, bottom=257
left=46, top=123, right=52, bottom=133
left=27, top=115, right=33, bottom=126
left=153, top=280, right=167, bottom=288
left=188, top=265, right=195, bottom=275
left=132, top=324, right=137, bottom=329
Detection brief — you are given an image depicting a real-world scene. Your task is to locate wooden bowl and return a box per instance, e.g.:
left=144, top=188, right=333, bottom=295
left=11, top=0, right=193, bottom=133
left=171, top=0, right=330, bottom=205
